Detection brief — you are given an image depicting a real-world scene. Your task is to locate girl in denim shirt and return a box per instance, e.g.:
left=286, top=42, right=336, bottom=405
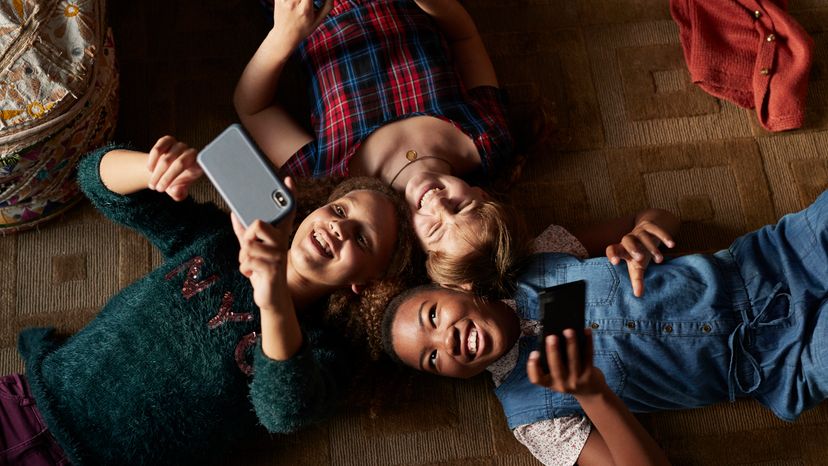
left=382, top=189, right=828, bottom=466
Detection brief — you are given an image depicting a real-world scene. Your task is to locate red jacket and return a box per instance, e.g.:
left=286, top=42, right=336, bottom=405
left=671, top=0, right=813, bottom=131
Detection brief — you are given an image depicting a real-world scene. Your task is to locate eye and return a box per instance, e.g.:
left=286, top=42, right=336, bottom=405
left=428, top=350, right=437, bottom=368
left=332, top=204, right=345, bottom=217
left=428, top=304, right=437, bottom=326
left=357, top=233, right=368, bottom=249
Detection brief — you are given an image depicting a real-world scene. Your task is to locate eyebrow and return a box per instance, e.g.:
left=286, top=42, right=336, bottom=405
left=417, top=300, right=426, bottom=371
left=343, top=197, right=378, bottom=250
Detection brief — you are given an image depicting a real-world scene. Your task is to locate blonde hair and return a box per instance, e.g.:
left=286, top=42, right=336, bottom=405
left=425, top=199, right=528, bottom=299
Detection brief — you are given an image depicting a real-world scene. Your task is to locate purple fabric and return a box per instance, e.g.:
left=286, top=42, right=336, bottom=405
left=0, top=374, right=69, bottom=466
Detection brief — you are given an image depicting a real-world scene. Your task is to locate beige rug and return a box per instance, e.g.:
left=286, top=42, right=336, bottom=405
left=3, top=0, right=828, bottom=463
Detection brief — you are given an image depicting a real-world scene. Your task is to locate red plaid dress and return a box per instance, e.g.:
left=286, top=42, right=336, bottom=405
left=279, top=0, right=514, bottom=183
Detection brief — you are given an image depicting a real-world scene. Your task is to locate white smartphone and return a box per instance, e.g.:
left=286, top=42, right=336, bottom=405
left=197, top=124, right=295, bottom=228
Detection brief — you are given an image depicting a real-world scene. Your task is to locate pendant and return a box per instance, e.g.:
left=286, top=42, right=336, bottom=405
left=405, top=149, right=418, bottom=161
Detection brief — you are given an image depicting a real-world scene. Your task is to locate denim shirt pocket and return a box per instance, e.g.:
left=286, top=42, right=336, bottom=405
left=557, top=261, right=620, bottom=306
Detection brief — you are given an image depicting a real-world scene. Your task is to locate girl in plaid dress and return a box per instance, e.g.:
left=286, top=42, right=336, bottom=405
left=236, top=0, right=524, bottom=295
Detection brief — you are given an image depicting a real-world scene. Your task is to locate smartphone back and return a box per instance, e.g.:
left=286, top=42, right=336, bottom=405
left=537, top=280, right=587, bottom=371
left=197, top=124, right=294, bottom=228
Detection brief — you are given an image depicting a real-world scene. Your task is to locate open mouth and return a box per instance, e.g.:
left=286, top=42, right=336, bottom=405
left=418, top=186, right=443, bottom=210
left=310, top=229, right=334, bottom=258
left=467, top=327, right=478, bottom=357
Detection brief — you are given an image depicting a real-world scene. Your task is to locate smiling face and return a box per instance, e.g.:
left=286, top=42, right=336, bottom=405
left=404, top=171, right=488, bottom=257
left=290, top=189, right=398, bottom=289
left=390, top=287, right=520, bottom=378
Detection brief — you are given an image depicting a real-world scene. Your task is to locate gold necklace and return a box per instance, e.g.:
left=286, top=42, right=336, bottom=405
left=388, top=149, right=454, bottom=187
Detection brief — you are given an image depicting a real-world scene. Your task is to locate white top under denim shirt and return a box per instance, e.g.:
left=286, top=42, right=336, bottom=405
left=488, top=225, right=592, bottom=466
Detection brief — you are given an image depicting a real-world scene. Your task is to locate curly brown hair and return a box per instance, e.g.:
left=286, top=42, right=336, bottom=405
left=291, top=176, right=426, bottom=360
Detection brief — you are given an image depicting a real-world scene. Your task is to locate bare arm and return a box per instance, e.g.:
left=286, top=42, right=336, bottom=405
left=234, top=0, right=332, bottom=168
left=232, top=203, right=304, bottom=361
left=99, top=136, right=203, bottom=200
left=413, top=0, right=498, bottom=89
left=575, top=388, right=671, bottom=466
left=528, top=329, right=671, bottom=466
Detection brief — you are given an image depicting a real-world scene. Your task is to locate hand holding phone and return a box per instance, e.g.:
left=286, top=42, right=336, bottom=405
left=197, top=124, right=295, bottom=228
left=536, top=280, right=587, bottom=373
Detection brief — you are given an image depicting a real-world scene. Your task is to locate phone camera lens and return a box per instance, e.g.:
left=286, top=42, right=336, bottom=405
left=273, top=191, right=287, bottom=206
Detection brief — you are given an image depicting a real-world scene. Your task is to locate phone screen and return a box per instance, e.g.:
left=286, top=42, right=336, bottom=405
left=536, top=280, right=587, bottom=373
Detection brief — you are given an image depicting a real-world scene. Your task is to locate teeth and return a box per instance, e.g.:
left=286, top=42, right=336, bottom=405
left=468, top=328, right=478, bottom=355
left=419, top=188, right=442, bottom=209
left=313, top=231, right=331, bottom=254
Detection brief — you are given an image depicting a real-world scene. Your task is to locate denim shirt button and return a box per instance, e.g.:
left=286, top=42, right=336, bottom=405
left=626, top=321, right=636, bottom=330
left=702, top=324, right=712, bottom=333
left=663, top=324, right=673, bottom=333
left=590, top=322, right=599, bottom=329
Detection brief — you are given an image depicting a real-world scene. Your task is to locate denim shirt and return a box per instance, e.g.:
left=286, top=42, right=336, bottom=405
left=495, top=251, right=751, bottom=429
left=495, top=190, right=828, bottom=431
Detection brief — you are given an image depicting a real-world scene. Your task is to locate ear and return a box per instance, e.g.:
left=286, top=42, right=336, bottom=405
left=351, top=283, right=364, bottom=295
left=471, top=187, right=490, bottom=201
left=444, top=282, right=474, bottom=292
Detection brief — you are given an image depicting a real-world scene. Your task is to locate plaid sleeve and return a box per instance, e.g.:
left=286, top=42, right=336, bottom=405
left=278, top=139, right=319, bottom=179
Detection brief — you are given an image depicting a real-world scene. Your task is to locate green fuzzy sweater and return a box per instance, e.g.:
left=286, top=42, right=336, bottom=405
left=17, top=146, right=351, bottom=465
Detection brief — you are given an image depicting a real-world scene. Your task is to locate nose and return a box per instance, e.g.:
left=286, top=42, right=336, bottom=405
left=328, top=218, right=355, bottom=241
left=432, top=196, right=454, bottom=216
left=439, top=326, right=460, bottom=355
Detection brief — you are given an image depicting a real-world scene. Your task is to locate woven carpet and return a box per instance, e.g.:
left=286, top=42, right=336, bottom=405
left=3, top=0, right=828, bottom=464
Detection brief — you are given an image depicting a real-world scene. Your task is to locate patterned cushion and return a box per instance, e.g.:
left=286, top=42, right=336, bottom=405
left=0, top=0, right=119, bottom=232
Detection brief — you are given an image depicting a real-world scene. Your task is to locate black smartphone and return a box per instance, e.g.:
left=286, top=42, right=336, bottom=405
left=536, top=280, right=587, bottom=373
left=197, top=124, right=295, bottom=228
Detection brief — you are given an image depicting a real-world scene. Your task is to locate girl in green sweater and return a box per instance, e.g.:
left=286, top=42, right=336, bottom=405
left=3, top=135, right=416, bottom=465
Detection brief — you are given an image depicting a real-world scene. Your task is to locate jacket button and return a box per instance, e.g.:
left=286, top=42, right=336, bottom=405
left=663, top=324, right=673, bottom=333
left=626, top=321, right=636, bottom=330
left=702, top=324, right=712, bottom=333
left=766, top=33, right=776, bottom=42
left=760, top=68, right=770, bottom=76
left=590, top=322, right=599, bottom=329
left=754, top=10, right=762, bottom=19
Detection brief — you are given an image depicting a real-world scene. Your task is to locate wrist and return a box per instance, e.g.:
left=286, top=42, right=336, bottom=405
left=572, top=383, right=613, bottom=404
left=264, top=28, right=300, bottom=60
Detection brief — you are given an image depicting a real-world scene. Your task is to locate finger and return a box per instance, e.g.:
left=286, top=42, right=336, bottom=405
left=642, top=223, right=676, bottom=249
left=633, top=229, right=664, bottom=263
left=627, top=259, right=647, bottom=297
left=545, top=335, right=567, bottom=388
left=148, top=135, right=176, bottom=171
left=244, top=220, right=282, bottom=247
left=231, top=213, right=247, bottom=243
left=156, top=148, right=198, bottom=192
left=582, top=327, right=595, bottom=370
left=148, top=142, right=188, bottom=190
left=620, top=235, right=646, bottom=263
left=251, top=221, right=283, bottom=247
left=167, top=185, right=187, bottom=202
left=241, top=240, right=281, bottom=260
left=526, top=351, right=549, bottom=386
left=564, top=329, right=582, bottom=377
left=605, top=244, right=632, bottom=265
